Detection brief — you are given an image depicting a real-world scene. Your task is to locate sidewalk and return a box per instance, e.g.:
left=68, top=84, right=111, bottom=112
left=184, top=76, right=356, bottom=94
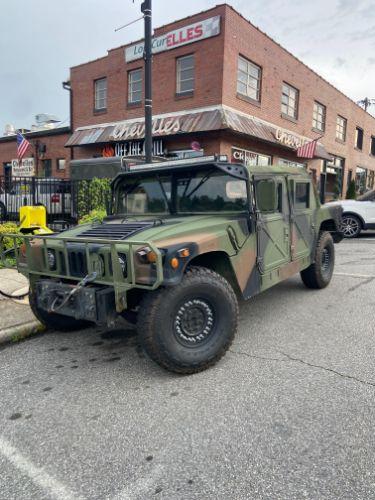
left=0, top=268, right=44, bottom=343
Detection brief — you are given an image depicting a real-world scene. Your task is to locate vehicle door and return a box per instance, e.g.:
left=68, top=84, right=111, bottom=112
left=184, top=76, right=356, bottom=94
left=254, top=176, right=291, bottom=273
left=358, top=192, right=375, bottom=225
left=289, top=178, right=314, bottom=259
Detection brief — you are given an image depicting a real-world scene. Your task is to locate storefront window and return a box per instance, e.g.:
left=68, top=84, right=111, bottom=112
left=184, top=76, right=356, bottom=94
left=231, top=147, right=271, bottom=167
left=324, top=155, right=345, bottom=200
left=355, top=166, right=367, bottom=195
left=367, top=171, right=375, bottom=190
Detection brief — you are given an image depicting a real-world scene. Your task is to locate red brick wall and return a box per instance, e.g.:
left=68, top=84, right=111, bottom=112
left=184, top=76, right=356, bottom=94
left=0, top=132, right=71, bottom=178
left=70, top=4, right=227, bottom=129
left=221, top=5, right=375, bottom=192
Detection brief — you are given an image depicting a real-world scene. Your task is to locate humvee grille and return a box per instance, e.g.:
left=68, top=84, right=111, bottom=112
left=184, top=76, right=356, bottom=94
left=77, top=222, right=153, bottom=241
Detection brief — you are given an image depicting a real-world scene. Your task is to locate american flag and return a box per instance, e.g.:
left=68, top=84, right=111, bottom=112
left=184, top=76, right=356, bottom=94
left=297, top=138, right=318, bottom=159
left=17, top=131, right=30, bottom=160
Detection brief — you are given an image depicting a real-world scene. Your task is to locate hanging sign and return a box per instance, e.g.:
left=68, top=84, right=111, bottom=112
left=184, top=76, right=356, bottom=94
left=11, top=158, right=35, bottom=177
left=125, top=15, right=221, bottom=62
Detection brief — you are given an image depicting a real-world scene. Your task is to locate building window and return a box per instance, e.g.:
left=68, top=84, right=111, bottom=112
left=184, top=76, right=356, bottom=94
left=281, top=83, right=299, bottom=119
left=336, top=115, right=347, bottom=142
left=128, top=69, right=143, bottom=104
left=41, top=159, right=52, bottom=178
left=56, top=159, right=66, bottom=171
left=231, top=147, right=271, bottom=166
left=355, top=127, right=364, bottom=150
left=356, top=166, right=367, bottom=194
left=176, top=55, right=195, bottom=94
left=312, top=101, right=326, bottom=132
left=237, top=56, right=262, bottom=102
left=324, top=155, right=345, bottom=200
left=371, top=136, right=375, bottom=156
left=94, top=78, right=107, bottom=110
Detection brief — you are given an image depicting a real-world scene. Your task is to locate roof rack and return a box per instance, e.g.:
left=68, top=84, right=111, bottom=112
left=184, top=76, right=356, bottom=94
left=122, top=154, right=229, bottom=172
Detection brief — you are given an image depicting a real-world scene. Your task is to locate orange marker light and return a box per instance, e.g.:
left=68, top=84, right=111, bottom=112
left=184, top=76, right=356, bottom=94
left=147, top=251, right=157, bottom=263
left=170, top=257, right=179, bottom=269
left=178, top=248, right=190, bottom=258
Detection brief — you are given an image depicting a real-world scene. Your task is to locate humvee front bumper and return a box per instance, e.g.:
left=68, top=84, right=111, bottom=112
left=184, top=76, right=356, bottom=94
left=0, top=233, right=164, bottom=313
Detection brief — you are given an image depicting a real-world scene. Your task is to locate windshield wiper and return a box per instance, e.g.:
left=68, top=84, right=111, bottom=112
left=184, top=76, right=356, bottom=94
left=184, top=169, right=215, bottom=199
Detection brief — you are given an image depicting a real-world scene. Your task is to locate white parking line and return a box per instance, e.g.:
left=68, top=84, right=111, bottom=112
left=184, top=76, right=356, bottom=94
left=334, top=272, right=375, bottom=279
left=0, top=436, right=83, bottom=500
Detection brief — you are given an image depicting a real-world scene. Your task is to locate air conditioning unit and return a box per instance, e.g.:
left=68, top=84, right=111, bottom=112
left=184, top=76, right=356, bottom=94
left=4, top=124, right=16, bottom=136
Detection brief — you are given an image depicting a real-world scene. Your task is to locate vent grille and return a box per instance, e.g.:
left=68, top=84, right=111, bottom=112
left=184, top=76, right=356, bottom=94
left=77, top=223, right=153, bottom=241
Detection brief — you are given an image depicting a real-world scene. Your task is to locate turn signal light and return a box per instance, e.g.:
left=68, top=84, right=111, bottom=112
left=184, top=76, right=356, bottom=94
left=170, top=257, right=179, bottom=269
left=178, top=248, right=190, bottom=258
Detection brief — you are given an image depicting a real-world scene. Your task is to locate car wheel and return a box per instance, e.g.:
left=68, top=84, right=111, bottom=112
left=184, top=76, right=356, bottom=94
left=341, top=214, right=362, bottom=238
left=300, top=231, right=335, bottom=289
left=137, top=266, right=239, bottom=374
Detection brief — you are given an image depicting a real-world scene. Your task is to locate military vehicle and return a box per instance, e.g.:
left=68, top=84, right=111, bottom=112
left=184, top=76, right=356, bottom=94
left=2, top=156, right=343, bottom=374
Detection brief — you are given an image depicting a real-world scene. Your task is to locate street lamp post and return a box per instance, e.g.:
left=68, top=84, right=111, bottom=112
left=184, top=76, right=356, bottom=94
left=141, top=0, right=153, bottom=163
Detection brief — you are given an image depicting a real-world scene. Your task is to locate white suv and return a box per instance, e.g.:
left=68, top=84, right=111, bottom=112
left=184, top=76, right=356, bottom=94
left=326, top=190, right=375, bottom=238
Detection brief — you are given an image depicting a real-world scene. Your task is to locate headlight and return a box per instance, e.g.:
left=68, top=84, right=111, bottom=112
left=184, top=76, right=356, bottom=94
left=47, top=249, right=56, bottom=270
left=118, top=253, right=127, bottom=277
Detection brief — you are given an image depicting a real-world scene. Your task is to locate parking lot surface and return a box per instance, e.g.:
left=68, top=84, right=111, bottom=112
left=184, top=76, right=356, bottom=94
left=0, top=236, right=374, bottom=500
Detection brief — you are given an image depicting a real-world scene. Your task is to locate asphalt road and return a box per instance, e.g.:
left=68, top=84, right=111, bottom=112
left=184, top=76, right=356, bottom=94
left=1, top=236, right=375, bottom=500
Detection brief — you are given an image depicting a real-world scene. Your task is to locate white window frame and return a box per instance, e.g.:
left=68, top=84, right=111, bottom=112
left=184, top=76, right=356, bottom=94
left=176, top=55, right=195, bottom=94
left=313, top=101, right=326, bottom=132
left=237, top=56, right=262, bottom=102
left=94, top=78, right=107, bottom=110
left=128, top=69, right=143, bottom=104
left=336, top=115, right=347, bottom=142
left=56, top=158, right=66, bottom=171
left=281, top=83, right=299, bottom=119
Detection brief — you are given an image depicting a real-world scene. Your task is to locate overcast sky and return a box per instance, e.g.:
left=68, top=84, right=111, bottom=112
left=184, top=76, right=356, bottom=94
left=1, top=0, right=374, bottom=132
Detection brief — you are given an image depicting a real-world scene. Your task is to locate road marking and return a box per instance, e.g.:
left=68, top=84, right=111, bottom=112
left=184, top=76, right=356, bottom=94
left=334, top=272, right=375, bottom=279
left=0, top=436, right=83, bottom=500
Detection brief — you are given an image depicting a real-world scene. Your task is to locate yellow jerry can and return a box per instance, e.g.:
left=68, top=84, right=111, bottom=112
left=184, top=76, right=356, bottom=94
left=19, top=206, right=53, bottom=235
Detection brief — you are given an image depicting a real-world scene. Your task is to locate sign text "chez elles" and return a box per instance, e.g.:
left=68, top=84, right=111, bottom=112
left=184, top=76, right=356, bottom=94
left=125, top=16, right=221, bottom=62
left=111, top=116, right=181, bottom=141
left=11, top=158, right=35, bottom=177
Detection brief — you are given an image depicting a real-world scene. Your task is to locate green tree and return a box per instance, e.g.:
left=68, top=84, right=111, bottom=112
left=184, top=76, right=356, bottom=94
left=346, top=180, right=357, bottom=200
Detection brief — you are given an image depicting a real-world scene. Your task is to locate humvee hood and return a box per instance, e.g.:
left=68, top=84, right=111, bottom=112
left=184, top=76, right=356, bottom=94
left=70, top=214, right=248, bottom=250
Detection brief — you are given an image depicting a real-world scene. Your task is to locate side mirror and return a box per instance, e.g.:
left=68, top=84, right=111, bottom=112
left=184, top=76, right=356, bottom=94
left=256, top=180, right=278, bottom=212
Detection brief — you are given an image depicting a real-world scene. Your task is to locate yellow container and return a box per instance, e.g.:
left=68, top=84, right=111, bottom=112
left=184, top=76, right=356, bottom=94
left=19, top=206, right=47, bottom=230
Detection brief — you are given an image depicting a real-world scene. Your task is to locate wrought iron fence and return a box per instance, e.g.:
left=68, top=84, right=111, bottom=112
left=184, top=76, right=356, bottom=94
left=0, top=176, right=111, bottom=227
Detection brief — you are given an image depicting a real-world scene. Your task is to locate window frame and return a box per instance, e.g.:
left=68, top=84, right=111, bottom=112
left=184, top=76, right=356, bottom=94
left=294, top=181, right=311, bottom=210
left=355, top=127, right=364, bottom=150
left=56, top=158, right=66, bottom=171
left=281, top=82, right=299, bottom=120
left=128, top=68, right=143, bottom=105
left=371, top=136, right=375, bottom=156
left=312, top=101, right=326, bottom=132
left=336, top=115, right=347, bottom=142
left=176, top=54, right=195, bottom=95
left=237, top=55, right=262, bottom=103
left=94, top=77, right=107, bottom=111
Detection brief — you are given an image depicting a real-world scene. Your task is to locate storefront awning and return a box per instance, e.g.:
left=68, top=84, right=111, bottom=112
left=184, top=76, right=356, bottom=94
left=66, top=105, right=332, bottom=161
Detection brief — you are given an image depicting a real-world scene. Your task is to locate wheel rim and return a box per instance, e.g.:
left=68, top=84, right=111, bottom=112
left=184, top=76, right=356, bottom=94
left=341, top=217, right=359, bottom=237
left=174, top=298, right=215, bottom=347
left=321, top=245, right=332, bottom=278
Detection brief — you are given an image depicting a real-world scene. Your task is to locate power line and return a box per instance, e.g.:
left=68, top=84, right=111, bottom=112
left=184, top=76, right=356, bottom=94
left=115, top=15, right=143, bottom=32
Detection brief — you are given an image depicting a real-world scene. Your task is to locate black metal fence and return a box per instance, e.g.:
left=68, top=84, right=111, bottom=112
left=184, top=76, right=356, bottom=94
left=0, top=176, right=111, bottom=227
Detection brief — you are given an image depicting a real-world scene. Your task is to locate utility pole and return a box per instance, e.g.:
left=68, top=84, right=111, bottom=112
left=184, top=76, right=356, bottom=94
left=141, top=0, right=153, bottom=163
left=358, top=97, right=375, bottom=112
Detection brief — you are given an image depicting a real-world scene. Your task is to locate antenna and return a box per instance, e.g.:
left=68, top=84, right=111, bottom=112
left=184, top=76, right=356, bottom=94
left=357, top=97, right=375, bottom=112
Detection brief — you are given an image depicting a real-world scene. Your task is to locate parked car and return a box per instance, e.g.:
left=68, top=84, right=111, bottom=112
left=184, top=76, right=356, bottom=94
left=326, top=190, right=375, bottom=238
left=0, top=178, right=71, bottom=221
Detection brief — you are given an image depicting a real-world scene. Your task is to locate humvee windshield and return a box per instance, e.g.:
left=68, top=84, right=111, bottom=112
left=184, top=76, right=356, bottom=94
left=116, top=168, right=248, bottom=215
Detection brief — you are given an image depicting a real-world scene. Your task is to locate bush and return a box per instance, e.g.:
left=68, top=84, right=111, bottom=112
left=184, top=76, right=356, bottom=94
left=346, top=180, right=357, bottom=200
left=78, top=209, right=106, bottom=225
left=0, top=223, right=20, bottom=251
left=77, top=178, right=111, bottom=218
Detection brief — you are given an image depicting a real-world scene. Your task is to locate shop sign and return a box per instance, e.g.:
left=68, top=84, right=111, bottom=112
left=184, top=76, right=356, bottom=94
left=126, top=16, right=220, bottom=62
left=231, top=147, right=271, bottom=167
left=111, top=117, right=181, bottom=141
left=11, top=158, right=35, bottom=177
left=275, top=129, right=305, bottom=149
left=114, top=139, right=164, bottom=157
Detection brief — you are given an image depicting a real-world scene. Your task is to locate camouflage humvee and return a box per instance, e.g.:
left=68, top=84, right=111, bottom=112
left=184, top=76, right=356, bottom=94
left=2, top=156, right=343, bottom=374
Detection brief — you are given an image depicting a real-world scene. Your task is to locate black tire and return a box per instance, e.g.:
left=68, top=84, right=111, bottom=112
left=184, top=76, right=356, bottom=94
left=137, top=266, right=239, bottom=374
left=29, top=287, right=91, bottom=332
left=341, top=214, right=362, bottom=238
left=300, top=231, right=335, bottom=289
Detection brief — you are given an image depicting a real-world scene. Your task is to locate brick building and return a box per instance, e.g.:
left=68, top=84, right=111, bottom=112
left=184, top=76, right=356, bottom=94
left=0, top=127, right=71, bottom=180
left=3, top=4, right=375, bottom=199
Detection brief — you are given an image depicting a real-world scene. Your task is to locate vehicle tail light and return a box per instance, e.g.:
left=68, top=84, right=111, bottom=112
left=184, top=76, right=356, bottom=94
left=51, top=194, right=60, bottom=203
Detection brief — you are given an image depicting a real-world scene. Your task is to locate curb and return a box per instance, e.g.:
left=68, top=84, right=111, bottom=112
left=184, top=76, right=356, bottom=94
left=0, top=321, right=46, bottom=345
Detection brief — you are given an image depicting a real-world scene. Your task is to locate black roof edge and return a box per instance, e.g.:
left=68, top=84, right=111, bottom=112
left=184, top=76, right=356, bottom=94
left=0, top=127, right=71, bottom=143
